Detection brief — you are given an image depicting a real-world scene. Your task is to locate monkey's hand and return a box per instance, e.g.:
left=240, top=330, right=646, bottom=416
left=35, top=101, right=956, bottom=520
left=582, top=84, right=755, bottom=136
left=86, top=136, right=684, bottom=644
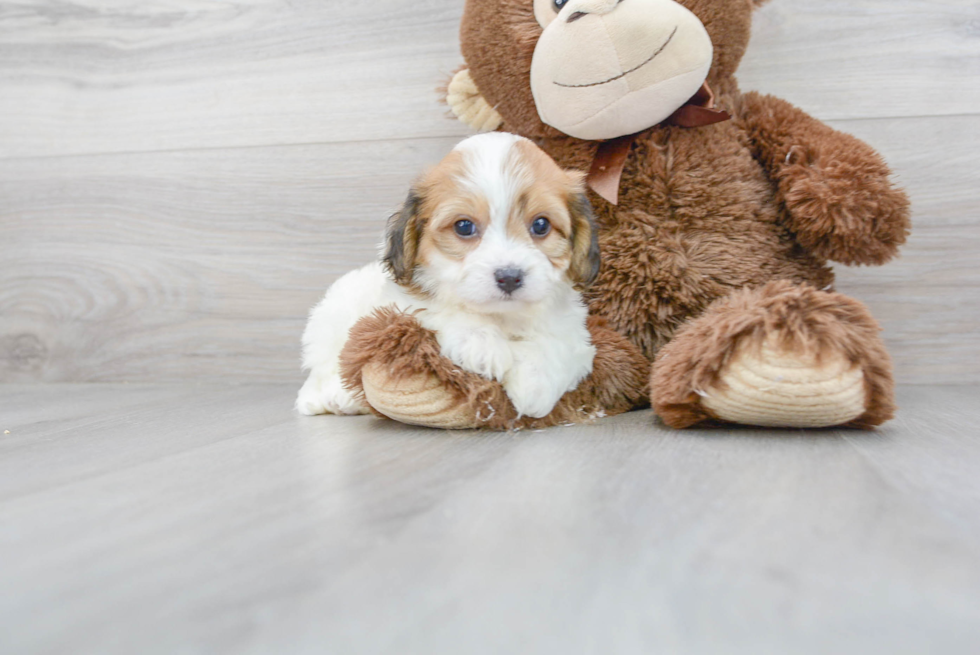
left=739, top=92, right=910, bottom=266
left=446, top=68, right=503, bottom=133
left=339, top=308, right=649, bottom=431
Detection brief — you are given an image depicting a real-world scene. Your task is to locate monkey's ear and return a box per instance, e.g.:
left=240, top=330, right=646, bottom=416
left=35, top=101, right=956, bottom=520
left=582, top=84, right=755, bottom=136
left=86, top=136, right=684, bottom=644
left=568, top=193, right=601, bottom=289
left=445, top=68, right=503, bottom=132
left=383, top=190, right=423, bottom=286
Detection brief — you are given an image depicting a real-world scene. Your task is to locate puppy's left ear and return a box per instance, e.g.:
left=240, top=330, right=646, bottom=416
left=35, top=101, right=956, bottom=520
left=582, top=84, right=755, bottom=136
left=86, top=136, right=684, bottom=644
left=568, top=192, right=601, bottom=288
left=383, top=189, right=423, bottom=286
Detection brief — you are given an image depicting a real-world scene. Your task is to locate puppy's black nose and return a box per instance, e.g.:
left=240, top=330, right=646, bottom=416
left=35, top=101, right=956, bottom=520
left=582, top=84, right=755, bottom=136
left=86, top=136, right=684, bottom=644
left=494, top=268, right=524, bottom=295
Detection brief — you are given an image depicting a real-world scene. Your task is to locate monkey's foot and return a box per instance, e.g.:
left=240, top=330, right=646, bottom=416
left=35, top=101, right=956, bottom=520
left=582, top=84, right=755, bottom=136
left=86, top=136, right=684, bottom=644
left=699, top=336, right=866, bottom=428
left=651, top=281, right=895, bottom=430
left=360, top=362, right=481, bottom=429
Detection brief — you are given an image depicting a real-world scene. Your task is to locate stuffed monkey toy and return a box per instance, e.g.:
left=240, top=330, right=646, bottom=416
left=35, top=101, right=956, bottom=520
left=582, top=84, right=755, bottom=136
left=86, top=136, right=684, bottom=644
left=343, top=0, right=910, bottom=430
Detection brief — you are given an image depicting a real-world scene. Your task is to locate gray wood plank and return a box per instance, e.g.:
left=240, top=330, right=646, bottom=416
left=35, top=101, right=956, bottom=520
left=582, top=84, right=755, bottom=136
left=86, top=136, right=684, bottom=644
left=2, top=114, right=978, bottom=384
left=1, top=383, right=979, bottom=654
left=0, top=0, right=468, bottom=159
left=0, top=383, right=298, bottom=500
left=0, top=136, right=460, bottom=384
left=740, top=0, right=980, bottom=121
left=1, top=0, right=977, bottom=159
left=830, top=114, right=980, bottom=383
left=846, top=385, right=980, bottom=541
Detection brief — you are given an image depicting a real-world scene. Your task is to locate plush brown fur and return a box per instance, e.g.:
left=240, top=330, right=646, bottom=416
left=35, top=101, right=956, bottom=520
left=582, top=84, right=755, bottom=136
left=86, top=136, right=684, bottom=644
left=340, top=308, right=649, bottom=431
left=350, top=0, right=910, bottom=430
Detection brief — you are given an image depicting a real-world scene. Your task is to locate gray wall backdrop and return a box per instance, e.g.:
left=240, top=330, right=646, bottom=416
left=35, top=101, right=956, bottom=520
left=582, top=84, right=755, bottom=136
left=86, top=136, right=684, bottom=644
left=1, top=0, right=978, bottom=385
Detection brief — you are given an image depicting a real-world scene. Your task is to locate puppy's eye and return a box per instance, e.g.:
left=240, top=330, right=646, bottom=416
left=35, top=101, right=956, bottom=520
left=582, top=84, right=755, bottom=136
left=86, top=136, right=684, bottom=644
left=454, top=218, right=477, bottom=238
left=530, top=216, right=552, bottom=237
left=552, top=0, right=569, bottom=12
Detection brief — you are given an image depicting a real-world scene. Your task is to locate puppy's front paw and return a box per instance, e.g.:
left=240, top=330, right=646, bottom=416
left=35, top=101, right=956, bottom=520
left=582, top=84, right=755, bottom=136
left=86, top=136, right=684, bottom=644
left=439, top=327, right=513, bottom=382
left=503, top=366, right=565, bottom=419
left=296, top=371, right=369, bottom=416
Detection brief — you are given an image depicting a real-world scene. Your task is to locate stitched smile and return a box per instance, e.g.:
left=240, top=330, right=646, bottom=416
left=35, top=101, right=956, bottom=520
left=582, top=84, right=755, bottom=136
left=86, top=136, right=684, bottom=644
left=554, top=26, right=678, bottom=89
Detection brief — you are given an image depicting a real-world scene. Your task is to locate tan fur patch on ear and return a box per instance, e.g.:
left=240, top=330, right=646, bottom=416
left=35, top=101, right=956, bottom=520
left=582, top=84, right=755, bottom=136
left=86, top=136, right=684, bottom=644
left=413, top=149, right=492, bottom=268
left=508, top=140, right=599, bottom=286
left=513, top=139, right=575, bottom=191
left=750, top=0, right=772, bottom=8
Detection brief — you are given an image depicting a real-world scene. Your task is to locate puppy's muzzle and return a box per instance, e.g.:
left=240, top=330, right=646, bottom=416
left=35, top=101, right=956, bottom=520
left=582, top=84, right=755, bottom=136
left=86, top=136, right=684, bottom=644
left=494, top=267, right=524, bottom=295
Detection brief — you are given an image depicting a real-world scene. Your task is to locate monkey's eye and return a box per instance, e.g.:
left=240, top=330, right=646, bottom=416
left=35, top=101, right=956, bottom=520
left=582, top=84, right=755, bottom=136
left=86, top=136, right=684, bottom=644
left=454, top=218, right=477, bottom=238
left=530, top=216, right=552, bottom=237
left=552, top=0, right=569, bottom=13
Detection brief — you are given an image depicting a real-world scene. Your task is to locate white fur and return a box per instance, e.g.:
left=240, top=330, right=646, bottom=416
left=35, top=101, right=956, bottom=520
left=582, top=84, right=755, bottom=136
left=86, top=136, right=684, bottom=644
left=297, top=133, right=596, bottom=420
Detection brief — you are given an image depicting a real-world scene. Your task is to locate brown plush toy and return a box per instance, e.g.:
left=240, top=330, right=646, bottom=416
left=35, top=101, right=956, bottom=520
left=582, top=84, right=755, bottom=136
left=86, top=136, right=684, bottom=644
left=343, top=0, right=911, bottom=430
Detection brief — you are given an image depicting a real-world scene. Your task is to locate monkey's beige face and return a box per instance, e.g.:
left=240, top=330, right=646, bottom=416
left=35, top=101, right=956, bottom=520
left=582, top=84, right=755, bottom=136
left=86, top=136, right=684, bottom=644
left=530, top=0, right=713, bottom=140
left=384, top=133, right=600, bottom=314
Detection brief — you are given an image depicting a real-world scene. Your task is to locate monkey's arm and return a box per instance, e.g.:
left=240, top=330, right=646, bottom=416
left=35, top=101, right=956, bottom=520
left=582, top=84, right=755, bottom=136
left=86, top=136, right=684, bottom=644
left=737, top=91, right=910, bottom=266
left=339, top=308, right=649, bottom=431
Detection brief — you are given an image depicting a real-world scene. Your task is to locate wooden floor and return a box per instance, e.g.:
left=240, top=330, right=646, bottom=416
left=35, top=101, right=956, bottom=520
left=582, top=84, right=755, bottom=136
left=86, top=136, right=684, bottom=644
left=2, top=384, right=979, bottom=653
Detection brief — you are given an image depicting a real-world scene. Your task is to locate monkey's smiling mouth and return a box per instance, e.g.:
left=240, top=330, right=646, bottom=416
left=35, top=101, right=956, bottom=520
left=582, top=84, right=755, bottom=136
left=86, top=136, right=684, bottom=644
left=554, top=26, right=679, bottom=89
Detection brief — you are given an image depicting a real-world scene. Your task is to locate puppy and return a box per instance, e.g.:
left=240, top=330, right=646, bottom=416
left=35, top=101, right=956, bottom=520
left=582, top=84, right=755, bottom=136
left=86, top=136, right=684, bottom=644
left=296, top=132, right=601, bottom=420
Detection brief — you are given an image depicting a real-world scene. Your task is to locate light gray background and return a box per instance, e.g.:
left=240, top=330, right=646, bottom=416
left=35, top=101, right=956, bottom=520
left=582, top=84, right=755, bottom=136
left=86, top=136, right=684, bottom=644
left=1, top=0, right=977, bottom=385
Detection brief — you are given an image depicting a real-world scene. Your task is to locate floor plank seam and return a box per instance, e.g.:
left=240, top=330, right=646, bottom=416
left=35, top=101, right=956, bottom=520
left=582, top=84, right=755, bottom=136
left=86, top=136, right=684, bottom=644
left=3, top=111, right=978, bottom=164
left=0, top=130, right=473, bottom=164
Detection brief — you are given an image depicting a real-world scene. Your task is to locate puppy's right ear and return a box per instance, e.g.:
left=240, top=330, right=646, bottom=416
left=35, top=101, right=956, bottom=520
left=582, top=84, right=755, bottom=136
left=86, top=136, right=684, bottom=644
left=383, top=189, right=423, bottom=286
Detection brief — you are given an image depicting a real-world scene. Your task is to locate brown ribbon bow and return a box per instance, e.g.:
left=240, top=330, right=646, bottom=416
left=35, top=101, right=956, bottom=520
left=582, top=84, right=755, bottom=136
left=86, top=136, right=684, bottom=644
left=586, top=82, right=731, bottom=205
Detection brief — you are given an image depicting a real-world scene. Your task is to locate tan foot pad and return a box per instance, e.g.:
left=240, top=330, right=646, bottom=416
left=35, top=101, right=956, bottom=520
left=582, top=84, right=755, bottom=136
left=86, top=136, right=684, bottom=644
left=361, top=363, right=477, bottom=430
left=700, top=338, right=866, bottom=428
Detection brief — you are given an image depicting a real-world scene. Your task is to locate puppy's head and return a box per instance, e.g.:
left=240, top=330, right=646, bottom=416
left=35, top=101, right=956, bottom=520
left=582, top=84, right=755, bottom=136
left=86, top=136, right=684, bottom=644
left=383, top=133, right=600, bottom=313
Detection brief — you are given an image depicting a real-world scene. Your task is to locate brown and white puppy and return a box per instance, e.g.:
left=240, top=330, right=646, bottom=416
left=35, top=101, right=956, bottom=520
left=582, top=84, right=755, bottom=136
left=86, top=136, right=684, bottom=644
left=297, top=132, right=600, bottom=419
